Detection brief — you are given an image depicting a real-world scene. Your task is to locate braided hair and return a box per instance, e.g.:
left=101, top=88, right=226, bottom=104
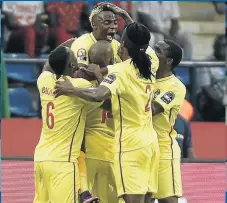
left=123, top=23, right=152, bottom=80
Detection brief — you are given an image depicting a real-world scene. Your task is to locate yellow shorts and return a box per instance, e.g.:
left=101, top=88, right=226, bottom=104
left=33, top=161, right=80, bottom=203
left=153, top=159, right=182, bottom=199
left=86, top=158, right=118, bottom=203
left=114, top=140, right=160, bottom=197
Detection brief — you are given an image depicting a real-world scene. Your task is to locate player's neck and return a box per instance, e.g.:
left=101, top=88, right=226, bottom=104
left=156, top=70, right=172, bottom=79
left=92, top=32, right=101, bottom=41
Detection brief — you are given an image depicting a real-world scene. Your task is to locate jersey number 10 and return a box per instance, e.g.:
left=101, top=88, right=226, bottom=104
left=145, top=85, right=152, bottom=112
left=46, top=102, right=55, bottom=129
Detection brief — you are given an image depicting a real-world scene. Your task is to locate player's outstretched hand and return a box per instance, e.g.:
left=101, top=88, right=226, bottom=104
left=54, top=76, right=75, bottom=98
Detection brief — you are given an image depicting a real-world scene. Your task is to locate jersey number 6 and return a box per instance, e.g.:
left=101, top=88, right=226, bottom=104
left=145, top=85, right=152, bottom=112
left=46, top=102, right=55, bottom=129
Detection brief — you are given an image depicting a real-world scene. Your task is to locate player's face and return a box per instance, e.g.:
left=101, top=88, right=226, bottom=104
left=154, top=41, right=172, bottom=68
left=68, top=50, right=79, bottom=77
left=95, top=11, right=118, bottom=42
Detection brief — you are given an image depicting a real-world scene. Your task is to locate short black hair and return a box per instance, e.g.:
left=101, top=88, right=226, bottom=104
left=164, top=39, right=183, bottom=69
left=48, top=46, right=70, bottom=75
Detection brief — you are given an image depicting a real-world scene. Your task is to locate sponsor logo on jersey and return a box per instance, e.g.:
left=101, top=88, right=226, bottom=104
left=103, top=74, right=116, bottom=84
left=161, top=91, right=175, bottom=104
left=77, top=48, right=87, bottom=61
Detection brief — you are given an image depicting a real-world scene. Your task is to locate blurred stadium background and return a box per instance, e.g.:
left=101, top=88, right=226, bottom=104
left=1, top=1, right=226, bottom=203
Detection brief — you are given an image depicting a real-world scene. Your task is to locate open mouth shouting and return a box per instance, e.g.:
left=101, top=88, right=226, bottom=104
left=106, top=32, right=116, bottom=42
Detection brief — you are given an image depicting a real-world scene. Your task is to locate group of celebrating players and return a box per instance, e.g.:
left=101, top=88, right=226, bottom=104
left=33, top=2, right=186, bottom=203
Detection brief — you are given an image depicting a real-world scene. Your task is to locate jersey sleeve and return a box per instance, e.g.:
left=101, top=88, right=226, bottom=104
left=71, top=40, right=89, bottom=66
left=154, top=85, right=186, bottom=111
left=100, top=64, right=126, bottom=96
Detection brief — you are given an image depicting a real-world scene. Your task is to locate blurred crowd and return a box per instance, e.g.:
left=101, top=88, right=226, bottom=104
left=1, top=1, right=226, bottom=124
left=1, top=2, right=225, bottom=58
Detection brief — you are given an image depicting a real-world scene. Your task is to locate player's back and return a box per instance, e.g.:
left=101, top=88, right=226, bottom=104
left=153, top=75, right=186, bottom=159
left=85, top=98, right=115, bottom=162
left=35, top=71, right=92, bottom=162
left=71, top=33, right=121, bottom=65
left=104, top=56, right=158, bottom=152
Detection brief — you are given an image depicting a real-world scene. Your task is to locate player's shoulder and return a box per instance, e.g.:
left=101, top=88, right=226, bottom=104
left=146, top=46, right=158, bottom=59
left=71, top=33, right=92, bottom=49
left=146, top=46, right=155, bottom=55
left=146, top=46, right=159, bottom=71
left=156, top=75, right=185, bottom=93
left=108, top=59, right=130, bottom=74
left=172, top=75, right=186, bottom=92
left=74, top=33, right=91, bottom=43
left=68, top=77, right=93, bottom=88
left=37, top=71, right=53, bottom=83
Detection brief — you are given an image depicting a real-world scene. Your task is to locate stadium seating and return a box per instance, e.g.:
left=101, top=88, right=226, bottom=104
left=5, top=53, right=38, bottom=83
left=175, top=67, right=190, bottom=85
left=40, top=54, right=49, bottom=59
left=8, top=87, right=39, bottom=117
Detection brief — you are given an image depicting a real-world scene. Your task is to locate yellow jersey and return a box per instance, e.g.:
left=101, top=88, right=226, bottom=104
left=84, top=78, right=115, bottom=162
left=153, top=75, right=186, bottom=159
left=85, top=102, right=115, bottom=162
left=70, top=33, right=120, bottom=162
left=100, top=48, right=159, bottom=152
left=34, top=71, right=100, bottom=162
left=71, top=32, right=121, bottom=65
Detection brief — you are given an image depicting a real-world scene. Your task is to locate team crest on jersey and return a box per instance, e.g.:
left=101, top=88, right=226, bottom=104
left=153, top=89, right=160, bottom=99
left=77, top=48, right=87, bottom=61
left=161, top=91, right=175, bottom=104
left=103, top=74, right=116, bottom=84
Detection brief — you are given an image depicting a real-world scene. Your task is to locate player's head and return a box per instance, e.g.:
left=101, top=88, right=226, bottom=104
left=89, top=5, right=118, bottom=42
left=118, top=22, right=152, bottom=80
left=49, top=46, right=78, bottom=76
left=154, top=40, right=183, bottom=72
left=89, top=40, right=114, bottom=66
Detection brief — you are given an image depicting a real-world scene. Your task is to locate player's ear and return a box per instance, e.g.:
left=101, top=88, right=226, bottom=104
left=92, top=22, right=97, bottom=29
left=167, top=58, right=173, bottom=66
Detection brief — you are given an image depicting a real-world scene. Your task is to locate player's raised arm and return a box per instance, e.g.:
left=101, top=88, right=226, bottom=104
left=96, top=2, right=133, bottom=25
left=106, top=3, right=133, bottom=25
left=54, top=62, right=125, bottom=102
